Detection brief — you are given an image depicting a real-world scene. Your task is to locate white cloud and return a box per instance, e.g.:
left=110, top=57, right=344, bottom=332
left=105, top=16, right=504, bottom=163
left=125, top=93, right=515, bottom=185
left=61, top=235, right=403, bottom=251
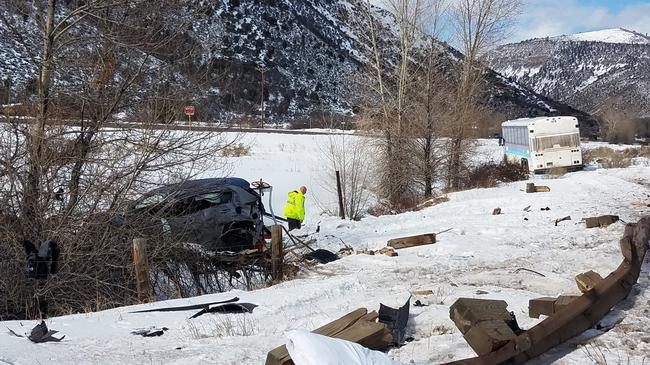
left=509, top=0, right=650, bottom=43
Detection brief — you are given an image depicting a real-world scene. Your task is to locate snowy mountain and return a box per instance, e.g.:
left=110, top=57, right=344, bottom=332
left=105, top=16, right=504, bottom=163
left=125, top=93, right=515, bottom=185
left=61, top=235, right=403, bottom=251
left=1, top=0, right=595, bottom=132
left=488, top=28, right=650, bottom=117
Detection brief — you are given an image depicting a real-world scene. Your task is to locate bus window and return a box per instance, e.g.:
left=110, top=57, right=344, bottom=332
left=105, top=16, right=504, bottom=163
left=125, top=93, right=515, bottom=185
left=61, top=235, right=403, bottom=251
left=534, top=133, right=579, bottom=151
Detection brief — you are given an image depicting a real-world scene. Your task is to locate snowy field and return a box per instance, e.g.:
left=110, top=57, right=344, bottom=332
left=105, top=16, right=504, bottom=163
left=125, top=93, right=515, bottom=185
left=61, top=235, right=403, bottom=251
left=1, top=133, right=649, bottom=364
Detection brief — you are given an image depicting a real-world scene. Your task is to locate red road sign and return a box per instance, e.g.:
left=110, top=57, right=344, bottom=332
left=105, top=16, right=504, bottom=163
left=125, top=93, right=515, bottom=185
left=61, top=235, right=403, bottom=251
left=184, top=105, right=195, bottom=116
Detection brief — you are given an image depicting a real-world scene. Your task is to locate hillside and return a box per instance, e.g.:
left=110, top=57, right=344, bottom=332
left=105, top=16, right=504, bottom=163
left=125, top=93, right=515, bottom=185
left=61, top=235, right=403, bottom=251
left=1, top=0, right=595, bottom=133
left=488, top=28, right=650, bottom=118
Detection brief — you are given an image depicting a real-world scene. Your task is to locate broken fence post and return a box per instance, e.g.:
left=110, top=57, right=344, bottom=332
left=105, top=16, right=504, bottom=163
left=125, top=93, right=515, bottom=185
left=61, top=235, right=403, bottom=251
left=271, top=225, right=284, bottom=282
left=132, top=238, right=152, bottom=303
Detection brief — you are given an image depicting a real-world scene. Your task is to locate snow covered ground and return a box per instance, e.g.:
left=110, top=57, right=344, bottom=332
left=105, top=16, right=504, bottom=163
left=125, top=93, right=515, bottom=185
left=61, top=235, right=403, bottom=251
left=1, top=133, right=649, bottom=365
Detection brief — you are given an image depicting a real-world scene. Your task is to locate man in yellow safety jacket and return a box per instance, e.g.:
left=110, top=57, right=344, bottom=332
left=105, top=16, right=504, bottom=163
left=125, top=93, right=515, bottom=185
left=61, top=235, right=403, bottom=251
left=283, top=186, right=306, bottom=231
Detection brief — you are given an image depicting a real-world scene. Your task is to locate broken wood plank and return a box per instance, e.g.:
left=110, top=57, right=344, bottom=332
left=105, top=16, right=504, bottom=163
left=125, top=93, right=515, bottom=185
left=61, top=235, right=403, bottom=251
left=463, top=319, right=517, bottom=356
left=450, top=298, right=517, bottom=356
left=528, top=297, right=557, bottom=319
left=378, top=247, right=398, bottom=257
left=575, top=270, right=603, bottom=293
left=585, top=215, right=619, bottom=228
left=526, top=183, right=550, bottom=193
left=553, top=295, right=580, bottom=313
left=492, top=208, right=502, bottom=215
left=387, top=233, right=436, bottom=249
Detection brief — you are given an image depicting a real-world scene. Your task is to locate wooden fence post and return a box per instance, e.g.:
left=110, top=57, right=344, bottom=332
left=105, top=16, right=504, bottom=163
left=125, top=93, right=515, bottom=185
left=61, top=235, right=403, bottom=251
left=336, top=170, right=345, bottom=220
left=271, top=225, right=284, bottom=282
left=133, top=238, right=152, bottom=303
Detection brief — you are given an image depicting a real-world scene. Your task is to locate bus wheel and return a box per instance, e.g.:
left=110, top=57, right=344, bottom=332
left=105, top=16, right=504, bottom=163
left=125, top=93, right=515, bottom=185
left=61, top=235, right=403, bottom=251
left=521, top=159, right=529, bottom=172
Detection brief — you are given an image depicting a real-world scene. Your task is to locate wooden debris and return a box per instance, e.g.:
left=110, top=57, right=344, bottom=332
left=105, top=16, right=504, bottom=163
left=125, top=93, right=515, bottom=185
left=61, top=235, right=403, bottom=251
left=443, top=216, right=650, bottom=365
left=358, top=249, right=375, bottom=255
left=492, top=208, right=502, bottom=215
left=378, top=247, right=398, bottom=257
left=584, top=215, right=619, bottom=228
left=338, top=247, right=354, bottom=256
left=265, top=308, right=392, bottom=365
left=554, top=215, right=571, bottom=226
left=575, top=270, right=603, bottom=292
left=449, top=298, right=517, bottom=356
left=528, top=295, right=580, bottom=318
left=388, top=233, right=436, bottom=249
left=410, top=290, right=434, bottom=296
left=526, top=183, right=551, bottom=193
left=528, top=297, right=557, bottom=319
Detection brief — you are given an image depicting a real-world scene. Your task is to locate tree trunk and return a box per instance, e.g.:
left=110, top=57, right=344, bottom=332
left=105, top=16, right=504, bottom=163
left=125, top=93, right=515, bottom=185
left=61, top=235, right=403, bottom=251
left=23, top=0, right=57, bottom=238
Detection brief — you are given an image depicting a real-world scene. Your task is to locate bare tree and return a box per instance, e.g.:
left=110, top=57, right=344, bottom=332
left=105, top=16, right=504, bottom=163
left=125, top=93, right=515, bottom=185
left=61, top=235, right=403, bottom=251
left=318, top=131, right=373, bottom=220
left=361, top=0, right=429, bottom=209
left=446, top=0, right=521, bottom=190
left=0, top=0, right=240, bottom=319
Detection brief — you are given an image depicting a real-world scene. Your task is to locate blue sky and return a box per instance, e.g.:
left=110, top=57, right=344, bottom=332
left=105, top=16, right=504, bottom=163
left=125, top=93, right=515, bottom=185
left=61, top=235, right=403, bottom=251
left=511, top=0, right=650, bottom=42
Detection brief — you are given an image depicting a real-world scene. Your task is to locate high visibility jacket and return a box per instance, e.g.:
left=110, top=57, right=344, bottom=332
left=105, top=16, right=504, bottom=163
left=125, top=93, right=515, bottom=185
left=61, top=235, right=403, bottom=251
left=283, top=190, right=305, bottom=222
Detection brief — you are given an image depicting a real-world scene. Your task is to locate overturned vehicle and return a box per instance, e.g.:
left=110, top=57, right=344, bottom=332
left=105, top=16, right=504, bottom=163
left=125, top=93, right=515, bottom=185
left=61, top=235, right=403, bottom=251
left=115, top=178, right=267, bottom=252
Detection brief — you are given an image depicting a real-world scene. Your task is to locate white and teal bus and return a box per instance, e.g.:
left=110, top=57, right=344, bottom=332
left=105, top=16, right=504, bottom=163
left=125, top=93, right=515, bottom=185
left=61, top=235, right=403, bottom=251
left=500, top=116, right=583, bottom=174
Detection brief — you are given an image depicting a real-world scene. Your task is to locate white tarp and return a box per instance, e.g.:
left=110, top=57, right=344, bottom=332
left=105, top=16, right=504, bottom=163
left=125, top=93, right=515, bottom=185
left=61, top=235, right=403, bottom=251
left=286, top=330, right=398, bottom=365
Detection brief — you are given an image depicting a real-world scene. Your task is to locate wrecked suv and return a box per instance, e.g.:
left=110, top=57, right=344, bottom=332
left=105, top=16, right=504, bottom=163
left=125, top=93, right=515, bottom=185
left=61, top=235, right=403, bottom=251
left=118, top=178, right=266, bottom=252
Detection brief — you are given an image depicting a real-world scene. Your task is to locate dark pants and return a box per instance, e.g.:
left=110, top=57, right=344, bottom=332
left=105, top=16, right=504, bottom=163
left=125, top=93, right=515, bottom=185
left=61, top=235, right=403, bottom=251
left=287, top=218, right=301, bottom=231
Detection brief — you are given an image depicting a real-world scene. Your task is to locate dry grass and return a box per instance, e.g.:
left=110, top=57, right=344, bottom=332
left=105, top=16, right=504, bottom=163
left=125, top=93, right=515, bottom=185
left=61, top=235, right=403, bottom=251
left=583, top=146, right=650, bottom=168
left=461, top=160, right=529, bottom=190
left=184, top=314, right=258, bottom=340
left=220, top=143, right=251, bottom=157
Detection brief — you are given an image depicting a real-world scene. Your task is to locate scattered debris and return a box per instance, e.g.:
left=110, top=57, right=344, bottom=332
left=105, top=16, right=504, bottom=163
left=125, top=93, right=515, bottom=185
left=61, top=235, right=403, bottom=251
left=475, top=290, right=489, bottom=295
left=575, top=270, right=603, bottom=292
left=8, top=321, right=65, bottom=343
left=358, top=249, right=375, bottom=255
left=492, top=208, right=502, bottom=215
left=523, top=205, right=531, bottom=212
left=388, top=233, right=436, bottom=249
left=337, top=247, right=354, bottom=257
left=541, top=207, right=551, bottom=211
left=526, top=183, right=551, bottom=193
left=448, top=216, right=650, bottom=364
left=513, top=268, right=546, bottom=277
left=413, top=300, right=428, bottom=307
left=410, top=290, right=434, bottom=296
left=378, top=297, right=410, bottom=346
left=265, top=307, right=393, bottom=365
left=555, top=215, right=572, bottom=226
left=584, top=215, right=619, bottom=228
left=130, top=297, right=239, bottom=313
left=378, top=247, right=398, bottom=257
left=190, top=302, right=258, bottom=319
left=131, top=327, right=169, bottom=337
left=449, top=298, right=522, bottom=356
left=529, top=295, right=580, bottom=319
left=304, top=249, right=339, bottom=264
left=524, top=218, right=529, bottom=221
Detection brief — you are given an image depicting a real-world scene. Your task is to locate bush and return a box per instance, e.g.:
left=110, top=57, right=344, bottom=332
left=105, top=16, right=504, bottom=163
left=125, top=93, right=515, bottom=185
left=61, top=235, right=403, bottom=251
left=461, top=161, right=528, bottom=189
left=583, top=146, right=650, bottom=168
